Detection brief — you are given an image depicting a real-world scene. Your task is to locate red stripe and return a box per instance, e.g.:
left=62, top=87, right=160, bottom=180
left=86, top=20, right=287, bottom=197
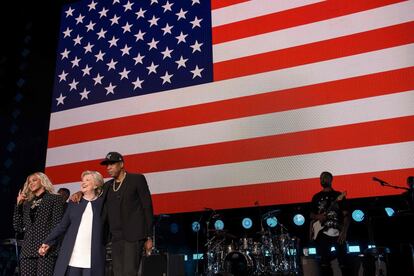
left=211, top=0, right=249, bottom=10
left=213, top=21, right=414, bottom=81
left=48, top=67, right=414, bottom=148
left=151, top=168, right=414, bottom=214
left=46, top=115, right=414, bottom=185
left=212, top=0, right=403, bottom=44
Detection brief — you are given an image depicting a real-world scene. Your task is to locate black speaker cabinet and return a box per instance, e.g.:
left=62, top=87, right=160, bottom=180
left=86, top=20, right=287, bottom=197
left=140, top=253, right=185, bottom=276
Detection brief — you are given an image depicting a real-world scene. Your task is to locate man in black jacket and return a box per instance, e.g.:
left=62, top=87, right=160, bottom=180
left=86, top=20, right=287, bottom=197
left=100, top=152, right=154, bottom=276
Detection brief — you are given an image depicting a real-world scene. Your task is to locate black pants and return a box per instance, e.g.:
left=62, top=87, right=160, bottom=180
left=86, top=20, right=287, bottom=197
left=65, top=266, right=91, bottom=276
left=20, top=256, right=56, bottom=276
left=315, top=232, right=348, bottom=276
left=111, top=239, right=145, bottom=276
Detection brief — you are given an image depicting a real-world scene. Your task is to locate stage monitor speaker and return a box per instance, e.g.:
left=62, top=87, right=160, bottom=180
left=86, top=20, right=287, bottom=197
left=140, top=253, right=185, bottom=276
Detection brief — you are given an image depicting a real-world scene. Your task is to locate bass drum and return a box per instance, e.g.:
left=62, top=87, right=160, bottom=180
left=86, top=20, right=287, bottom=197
left=223, top=251, right=254, bottom=276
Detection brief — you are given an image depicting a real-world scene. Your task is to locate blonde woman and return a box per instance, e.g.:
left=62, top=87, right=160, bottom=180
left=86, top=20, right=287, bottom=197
left=13, top=172, right=64, bottom=276
left=39, top=171, right=105, bottom=276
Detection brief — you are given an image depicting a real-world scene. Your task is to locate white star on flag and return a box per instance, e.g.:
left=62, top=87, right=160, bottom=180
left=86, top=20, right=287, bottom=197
left=82, top=64, right=92, bottom=76
left=68, top=78, right=79, bottom=90
left=190, top=65, right=203, bottom=79
left=119, top=68, right=131, bottom=80
left=58, top=70, right=68, bottom=82
left=105, top=82, right=117, bottom=95
left=175, top=56, right=188, bottom=69
left=160, top=71, right=173, bottom=84
left=56, top=93, right=66, bottom=105
left=79, top=88, right=90, bottom=100
left=132, top=77, right=144, bottom=89
left=146, top=62, right=158, bottom=75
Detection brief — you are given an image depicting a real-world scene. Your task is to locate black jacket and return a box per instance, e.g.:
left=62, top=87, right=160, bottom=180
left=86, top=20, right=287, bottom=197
left=102, top=172, right=154, bottom=242
left=13, top=192, right=64, bottom=258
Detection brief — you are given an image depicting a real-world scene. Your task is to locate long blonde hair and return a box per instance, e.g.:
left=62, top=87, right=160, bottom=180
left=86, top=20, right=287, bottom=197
left=21, top=172, right=55, bottom=201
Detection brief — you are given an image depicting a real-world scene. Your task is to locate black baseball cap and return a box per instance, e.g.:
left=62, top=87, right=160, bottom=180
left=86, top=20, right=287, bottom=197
left=100, top=152, right=124, bottom=165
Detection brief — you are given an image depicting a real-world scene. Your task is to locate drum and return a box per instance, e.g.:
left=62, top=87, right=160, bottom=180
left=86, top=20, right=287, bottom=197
left=273, top=234, right=300, bottom=274
left=251, top=242, right=262, bottom=255
left=223, top=251, right=254, bottom=276
left=225, top=241, right=237, bottom=254
left=239, top=237, right=253, bottom=251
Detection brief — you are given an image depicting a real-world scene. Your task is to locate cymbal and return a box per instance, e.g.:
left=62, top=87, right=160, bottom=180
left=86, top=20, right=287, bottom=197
left=208, top=230, right=237, bottom=239
left=262, top=209, right=281, bottom=218
left=255, top=230, right=271, bottom=235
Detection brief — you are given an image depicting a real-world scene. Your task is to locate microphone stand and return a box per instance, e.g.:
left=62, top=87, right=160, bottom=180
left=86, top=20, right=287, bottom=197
left=380, top=182, right=409, bottom=191
left=195, top=212, right=203, bottom=276
left=374, top=178, right=409, bottom=191
left=204, top=208, right=218, bottom=275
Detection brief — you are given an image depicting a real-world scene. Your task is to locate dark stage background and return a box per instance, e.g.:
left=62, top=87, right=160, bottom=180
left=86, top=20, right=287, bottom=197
left=1, top=1, right=413, bottom=275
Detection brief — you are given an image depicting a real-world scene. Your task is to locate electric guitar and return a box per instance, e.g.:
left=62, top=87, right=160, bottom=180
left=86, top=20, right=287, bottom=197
left=310, top=191, right=346, bottom=240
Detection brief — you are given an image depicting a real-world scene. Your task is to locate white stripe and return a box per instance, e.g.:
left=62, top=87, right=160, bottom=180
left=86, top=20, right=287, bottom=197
left=211, top=0, right=323, bottom=27
left=146, top=141, right=414, bottom=193
left=213, top=1, right=414, bottom=62
left=46, top=91, right=414, bottom=167
left=48, top=44, right=414, bottom=130
left=54, top=141, right=414, bottom=194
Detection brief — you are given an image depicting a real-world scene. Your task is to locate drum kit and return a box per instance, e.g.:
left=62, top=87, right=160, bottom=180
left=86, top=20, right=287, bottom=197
left=204, top=213, right=300, bottom=275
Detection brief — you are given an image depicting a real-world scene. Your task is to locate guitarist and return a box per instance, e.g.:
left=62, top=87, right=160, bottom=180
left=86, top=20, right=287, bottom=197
left=310, top=171, right=350, bottom=276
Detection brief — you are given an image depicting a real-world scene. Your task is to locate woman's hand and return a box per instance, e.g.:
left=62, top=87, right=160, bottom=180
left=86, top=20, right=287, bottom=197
left=17, top=190, right=27, bottom=205
left=38, top=244, right=50, bottom=256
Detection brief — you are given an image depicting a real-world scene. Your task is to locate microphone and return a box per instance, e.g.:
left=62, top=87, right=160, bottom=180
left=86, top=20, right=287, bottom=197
left=372, top=177, right=388, bottom=185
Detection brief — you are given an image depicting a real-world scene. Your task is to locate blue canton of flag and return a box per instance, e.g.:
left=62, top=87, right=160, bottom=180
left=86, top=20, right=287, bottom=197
left=52, top=0, right=213, bottom=112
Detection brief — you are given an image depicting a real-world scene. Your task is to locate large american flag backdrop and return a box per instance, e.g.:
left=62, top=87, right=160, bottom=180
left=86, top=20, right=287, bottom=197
left=46, top=0, right=414, bottom=214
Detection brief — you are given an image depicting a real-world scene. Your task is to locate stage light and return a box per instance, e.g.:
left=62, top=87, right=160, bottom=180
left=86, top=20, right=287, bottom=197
left=352, top=209, right=365, bottom=222
left=348, top=245, right=361, bottom=253
left=384, top=207, right=395, bottom=217
left=192, top=254, right=203, bottom=260
left=214, top=219, right=224, bottom=230
left=331, top=246, right=336, bottom=252
left=308, top=247, right=317, bottom=255
left=293, top=214, right=305, bottom=226
left=170, top=223, right=179, bottom=234
left=192, top=221, right=201, bottom=232
left=266, top=216, right=278, bottom=228
left=242, top=217, right=253, bottom=229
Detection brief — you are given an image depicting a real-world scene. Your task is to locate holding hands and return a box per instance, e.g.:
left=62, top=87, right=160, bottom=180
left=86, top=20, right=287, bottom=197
left=38, top=244, right=50, bottom=256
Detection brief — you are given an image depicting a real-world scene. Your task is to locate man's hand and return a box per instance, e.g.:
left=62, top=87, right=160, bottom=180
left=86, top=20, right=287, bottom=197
left=144, top=239, right=153, bottom=256
left=69, top=191, right=83, bottom=203
left=38, top=244, right=50, bottom=256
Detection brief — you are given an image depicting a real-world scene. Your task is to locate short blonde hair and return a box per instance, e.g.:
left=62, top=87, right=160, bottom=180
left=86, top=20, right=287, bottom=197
left=81, top=170, right=104, bottom=194
left=21, top=172, right=55, bottom=201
